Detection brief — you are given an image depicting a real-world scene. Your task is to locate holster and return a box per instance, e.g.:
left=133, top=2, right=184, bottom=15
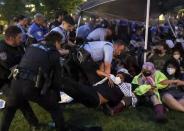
left=77, top=48, right=91, bottom=63
left=40, top=70, right=54, bottom=95
left=12, top=66, right=54, bottom=95
left=13, top=67, right=37, bottom=82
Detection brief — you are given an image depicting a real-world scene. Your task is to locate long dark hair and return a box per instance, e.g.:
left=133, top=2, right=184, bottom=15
left=163, top=59, right=181, bottom=79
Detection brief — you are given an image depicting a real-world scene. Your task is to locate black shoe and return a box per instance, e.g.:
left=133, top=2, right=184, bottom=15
left=154, top=104, right=167, bottom=123
left=110, top=102, right=125, bottom=116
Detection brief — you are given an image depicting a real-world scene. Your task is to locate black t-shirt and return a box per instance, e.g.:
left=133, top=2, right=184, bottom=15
left=94, top=82, right=124, bottom=106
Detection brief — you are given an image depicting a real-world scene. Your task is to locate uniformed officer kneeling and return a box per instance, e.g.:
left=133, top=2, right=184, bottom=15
left=0, top=32, right=65, bottom=131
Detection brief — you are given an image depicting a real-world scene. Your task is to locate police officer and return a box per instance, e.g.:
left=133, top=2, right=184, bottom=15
left=86, top=20, right=112, bottom=42
left=0, top=26, right=39, bottom=130
left=51, top=15, right=75, bottom=46
left=49, top=11, right=68, bottom=30
left=51, top=15, right=75, bottom=56
left=16, top=15, right=28, bottom=44
left=0, top=26, right=25, bottom=92
left=0, top=31, right=65, bottom=131
left=79, top=40, right=126, bottom=85
left=86, top=27, right=113, bottom=42
left=76, top=17, right=96, bottom=41
left=27, top=13, right=48, bottom=45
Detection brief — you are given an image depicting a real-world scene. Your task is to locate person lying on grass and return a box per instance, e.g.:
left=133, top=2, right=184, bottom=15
left=60, top=68, right=137, bottom=115
left=132, top=62, right=184, bottom=123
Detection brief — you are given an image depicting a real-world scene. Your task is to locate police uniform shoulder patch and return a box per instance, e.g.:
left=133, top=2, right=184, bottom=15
left=0, top=52, right=7, bottom=61
left=37, top=31, right=42, bottom=36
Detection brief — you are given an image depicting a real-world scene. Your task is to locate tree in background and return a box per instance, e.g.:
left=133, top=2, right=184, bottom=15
left=0, top=0, right=84, bottom=23
left=0, top=0, right=26, bottom=23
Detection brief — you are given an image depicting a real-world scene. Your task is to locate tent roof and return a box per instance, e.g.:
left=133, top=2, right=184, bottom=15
left=79, top=0, right=184, bottom=21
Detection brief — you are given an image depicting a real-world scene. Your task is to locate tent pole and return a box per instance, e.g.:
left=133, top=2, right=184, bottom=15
left=144, top=0, right=150, bottom=63
left=76, top=15, right=82, bottom=37
left=167, top=17, right=177, bottom=38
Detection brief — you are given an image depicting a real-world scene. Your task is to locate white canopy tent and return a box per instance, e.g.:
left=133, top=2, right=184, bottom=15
left=78, top=0, right=184, bottom=62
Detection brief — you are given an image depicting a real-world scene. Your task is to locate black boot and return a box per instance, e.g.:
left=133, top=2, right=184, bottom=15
left=110, top=101, right=125, bottom=116
left=154, top=104, right=167, bottom=123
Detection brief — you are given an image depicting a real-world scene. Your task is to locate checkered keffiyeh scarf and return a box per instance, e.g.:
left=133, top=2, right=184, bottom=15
left=118, top=83, right=137, bottom=107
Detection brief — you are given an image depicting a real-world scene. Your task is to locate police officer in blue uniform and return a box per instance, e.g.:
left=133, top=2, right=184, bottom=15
left=27, top=13, right=48, bottom=46
left=49, top=11, right=68, bottom=30
left=86, top=20, right=112, bottom=42
left=51, top=15, right=75, bottom=56
left=51, top=15, right=75, bottom=46
left=78, top=40, right=126, bottom=85
left=16, top=15, right=28, bottom=44
left=76, top=17, right=96, bottom=41
left=0, top=26, right=39, bottom=130
left=0, top=31, right=65, bottom=131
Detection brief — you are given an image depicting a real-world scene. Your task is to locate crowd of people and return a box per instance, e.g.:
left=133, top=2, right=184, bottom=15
left=0, top=11, right=184, bottom=131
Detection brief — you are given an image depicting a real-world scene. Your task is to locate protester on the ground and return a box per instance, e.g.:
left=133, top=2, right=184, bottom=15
left=161, top=59, right=184, bottom=112
left=61, top=68, right=136, bottom=115
left=149, top=42, right=170, bottom=71
left=132, top=62, right=168, bottom=122
left=171, top=48, right=184, bottom=79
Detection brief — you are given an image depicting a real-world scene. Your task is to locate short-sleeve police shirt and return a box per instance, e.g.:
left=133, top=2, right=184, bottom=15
left=28, top=23, right=48, bottom=42
left=87, top=28, right=107, bottom=41
left=51, top=26, right=69, bottom=44
left=84, top=41, right=113, bottom=63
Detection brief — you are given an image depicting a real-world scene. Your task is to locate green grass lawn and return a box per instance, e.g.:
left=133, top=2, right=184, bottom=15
left=0, top=33, right=183, bottom=131
left=0, top=101, right=183, bottom=131
left=0, top=34, right=4, bottom=40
